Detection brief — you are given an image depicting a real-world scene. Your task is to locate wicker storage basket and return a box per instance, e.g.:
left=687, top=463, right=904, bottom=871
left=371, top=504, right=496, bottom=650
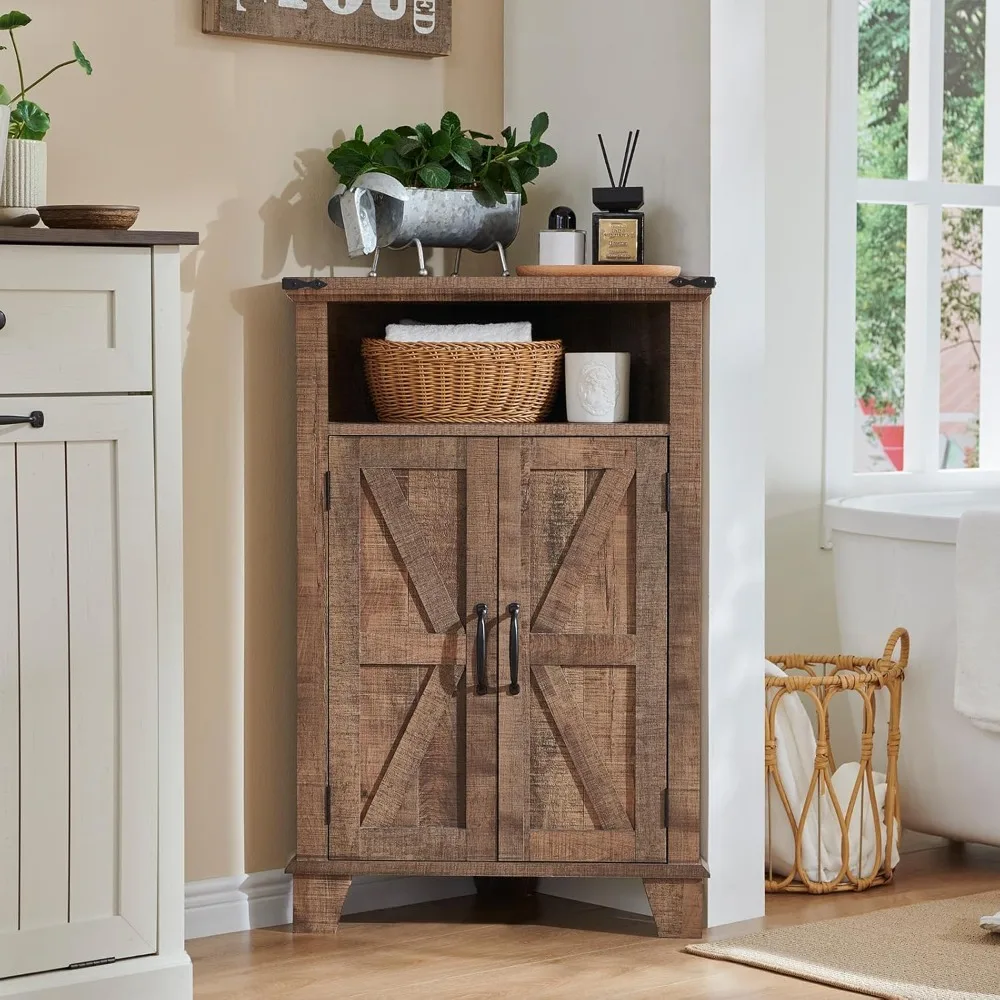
left=764, top=628, right=909, bottom=894
left=361, top=339, right=564, bottom=423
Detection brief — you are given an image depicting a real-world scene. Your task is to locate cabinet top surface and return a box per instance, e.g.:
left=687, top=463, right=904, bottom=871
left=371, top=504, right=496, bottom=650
left=0, top=227, right=200, bottom=247
left=284, top=276, right=712, bottom=304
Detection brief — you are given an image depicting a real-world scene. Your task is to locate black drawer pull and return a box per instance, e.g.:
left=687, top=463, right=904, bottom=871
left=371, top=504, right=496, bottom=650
left=0, top=310, right=6, bottom=331
left=508, top=603, right=521, bottom=695
left=474, top=603, right=488, bottom=696
left=0, top=411, right=43, bottom=429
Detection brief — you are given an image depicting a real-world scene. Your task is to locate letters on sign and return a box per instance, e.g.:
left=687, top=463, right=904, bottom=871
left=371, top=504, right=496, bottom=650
left=203, top=0, right=450, bottom=56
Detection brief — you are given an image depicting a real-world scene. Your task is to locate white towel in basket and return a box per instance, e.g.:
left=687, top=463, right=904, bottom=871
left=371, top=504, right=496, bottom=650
left=385, top=322, right=532, bottom=343
left=765, top=660, right=899, bottom=882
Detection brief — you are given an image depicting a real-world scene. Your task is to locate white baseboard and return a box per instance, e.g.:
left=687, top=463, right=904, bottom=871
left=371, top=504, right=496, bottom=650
left=185, top=870, right=475, bottom=940
left=538, top=877, right=652, bottom=916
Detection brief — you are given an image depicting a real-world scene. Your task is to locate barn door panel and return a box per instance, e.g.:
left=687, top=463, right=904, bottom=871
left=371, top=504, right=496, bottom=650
left=498, top=438, right=668, bottom=863
left=328, top=437, right=497, bottom=861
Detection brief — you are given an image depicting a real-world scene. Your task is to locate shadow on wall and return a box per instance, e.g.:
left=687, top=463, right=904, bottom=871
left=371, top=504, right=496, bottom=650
left=180, top=203, right=248, bottom=878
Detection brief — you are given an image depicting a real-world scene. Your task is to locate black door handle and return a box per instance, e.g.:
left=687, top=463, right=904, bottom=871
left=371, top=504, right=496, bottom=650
left=0, top=411, right=43, bottom=428
left=474, top=603, right=488, bottom=695
left=0, top=310, right=6, bottom=331
left=508, top=603, right=521, bottom=695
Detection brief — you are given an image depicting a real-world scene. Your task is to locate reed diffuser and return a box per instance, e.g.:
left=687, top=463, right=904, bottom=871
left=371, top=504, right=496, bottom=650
left=593, top=130, right=644, bottom=265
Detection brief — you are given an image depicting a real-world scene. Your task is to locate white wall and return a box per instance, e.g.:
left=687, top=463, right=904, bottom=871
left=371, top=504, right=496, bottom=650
left=765, top=0, right=840, bottom=655
left=505, top=0, right=767, bottom=928
left=504, top=0, right=710, bottom=272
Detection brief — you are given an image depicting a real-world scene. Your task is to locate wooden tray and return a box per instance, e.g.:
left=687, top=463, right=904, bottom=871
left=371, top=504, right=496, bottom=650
left=516, top=264, right=682, bottom=278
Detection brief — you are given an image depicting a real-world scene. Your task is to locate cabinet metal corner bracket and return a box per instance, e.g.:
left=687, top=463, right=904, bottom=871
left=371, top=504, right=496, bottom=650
left=669, top=275, right=716, bottom=289
left=282, top=277, right=329, bottom=291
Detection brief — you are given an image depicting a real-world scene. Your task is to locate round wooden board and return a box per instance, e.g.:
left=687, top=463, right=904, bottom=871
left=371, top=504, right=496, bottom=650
left=516, top=264, right=682, bottom=278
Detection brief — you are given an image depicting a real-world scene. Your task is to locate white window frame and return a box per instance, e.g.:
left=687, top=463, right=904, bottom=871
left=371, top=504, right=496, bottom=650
left=825, top=0, right=1000, bottom=506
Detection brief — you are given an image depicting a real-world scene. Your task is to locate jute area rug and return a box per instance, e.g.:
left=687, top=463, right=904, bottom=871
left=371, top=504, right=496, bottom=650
left=687, top=890, right=1000, bottom=999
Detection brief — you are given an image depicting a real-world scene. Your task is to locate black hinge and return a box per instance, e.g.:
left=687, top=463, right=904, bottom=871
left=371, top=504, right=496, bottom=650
left=670, top=275, right=716, bottom=289
left=69, top=957, right=116, bottom=970
left=282, top=277, right=328, bottom=290
left=324, top=471, right=331, bottom=511
left=324, top=785, right=331, bottom=826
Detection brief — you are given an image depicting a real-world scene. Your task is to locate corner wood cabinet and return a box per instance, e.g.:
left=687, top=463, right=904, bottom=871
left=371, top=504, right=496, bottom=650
left=0, top=229, right=197, bottom=999
left=287, top=276, right=708, bottom=939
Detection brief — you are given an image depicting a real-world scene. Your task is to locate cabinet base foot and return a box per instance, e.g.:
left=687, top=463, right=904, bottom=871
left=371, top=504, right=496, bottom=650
left=293, top=874, right=352, bottom=933
left=643, top=879, right=704, bottom=939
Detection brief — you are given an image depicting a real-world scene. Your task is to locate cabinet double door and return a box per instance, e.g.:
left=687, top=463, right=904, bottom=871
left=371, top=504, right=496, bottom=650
left=328, top=435, right=669, bottom=864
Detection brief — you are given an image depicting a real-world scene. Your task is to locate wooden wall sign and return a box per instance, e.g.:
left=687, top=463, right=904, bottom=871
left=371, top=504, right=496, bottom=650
left=203, top=0, right=451, bottom=57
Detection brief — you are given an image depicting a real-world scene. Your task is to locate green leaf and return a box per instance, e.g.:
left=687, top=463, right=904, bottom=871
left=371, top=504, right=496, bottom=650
left=375, top=128, right=401, bottom=145
left=394, top=125, right=417, bottom=137
left=519, top=163, right=540, bottom=185
left=530, top=111, right=549, bottom=143
left=414, top=122, right=433, bottom=145
left=0, top=84, right=11, bottom=106
left=450, top=148, right=472, bottom=172
left=449, top=168, right=474, bottom=188
left=72, top=42, right=93, bottom=76
left=418, top=162, right=451, bottom=188
left=505, top=162, right=524, bottom=194
left=501, top=125, right=513, bottom=145
left=0, top=11, right=30, bottom=30
left=354, top=124, right=364, bottom=142
left=440, top=111, right=461, bottom=135
left=426, top=129, right=451, bottom=161
left=535, top=142, right=558, bottom=168
left=478, top=174, right=504, bottom=205
left=336, top=139, right=370, bottom=156
left=11, top=100, right=49, bottom=140
left=467, top=130, right=493, bottom=140
left=467, top=139, right=484, bottom=160
left=394, top=135, right=422, bottom=158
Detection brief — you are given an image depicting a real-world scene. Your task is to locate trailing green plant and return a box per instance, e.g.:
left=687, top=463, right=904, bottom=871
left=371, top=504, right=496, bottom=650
left=328, top=110, right=557, bottom=206
left=0, top=10, right=92, bottom=140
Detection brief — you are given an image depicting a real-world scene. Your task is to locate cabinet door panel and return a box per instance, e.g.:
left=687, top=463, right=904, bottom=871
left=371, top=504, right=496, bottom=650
left=0, top=397, right=158, bottom=979
left=499, top=438, right=668, bottom=863
left=328, top=437, right=497, bottom=861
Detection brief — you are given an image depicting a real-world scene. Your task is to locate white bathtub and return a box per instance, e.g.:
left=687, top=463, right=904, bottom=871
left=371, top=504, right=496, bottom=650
left=827, top=491, right=1000, bottom=847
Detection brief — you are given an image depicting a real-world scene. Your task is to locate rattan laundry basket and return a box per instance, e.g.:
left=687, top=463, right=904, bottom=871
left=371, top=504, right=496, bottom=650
left=764, top=628, right=909, bottom=894
left=361, top=339, right=564, bottom=423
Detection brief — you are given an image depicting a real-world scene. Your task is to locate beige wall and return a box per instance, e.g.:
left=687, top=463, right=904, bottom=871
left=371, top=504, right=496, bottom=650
left=29, top=0, right=503, bottom=881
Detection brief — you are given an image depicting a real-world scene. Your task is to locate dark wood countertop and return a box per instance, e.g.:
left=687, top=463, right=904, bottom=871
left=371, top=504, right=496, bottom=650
left=0, top=227, right=200, bottom=247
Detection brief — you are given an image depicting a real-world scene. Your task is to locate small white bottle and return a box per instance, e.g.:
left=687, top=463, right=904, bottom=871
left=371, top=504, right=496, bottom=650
left=538, top=206, right=587, bottom=266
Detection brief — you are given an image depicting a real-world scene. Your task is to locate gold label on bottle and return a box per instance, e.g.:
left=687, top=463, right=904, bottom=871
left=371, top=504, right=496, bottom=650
left=597, top=217, right=640, bottom=262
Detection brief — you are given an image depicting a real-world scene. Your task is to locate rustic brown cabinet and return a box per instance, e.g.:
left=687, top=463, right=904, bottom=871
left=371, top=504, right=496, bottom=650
left=287, top=277, right=709, bottom=938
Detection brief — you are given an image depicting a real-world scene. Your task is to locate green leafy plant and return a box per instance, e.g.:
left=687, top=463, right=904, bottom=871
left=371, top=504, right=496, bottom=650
left=0, top=10, right=92, bottom=140
left=328, top=110, right=557, bottom=206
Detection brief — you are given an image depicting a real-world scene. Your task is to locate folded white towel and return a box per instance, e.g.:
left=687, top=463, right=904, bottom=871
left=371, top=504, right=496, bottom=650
left=955, top=509, right=1000, bottom=732
left=385, top=322, right=532, bottom=343
left=765, top=660, right=899, bottom=882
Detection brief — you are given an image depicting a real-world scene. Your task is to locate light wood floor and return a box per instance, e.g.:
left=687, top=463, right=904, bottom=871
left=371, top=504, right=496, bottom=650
left=190, top=845, right=1000, bottom=998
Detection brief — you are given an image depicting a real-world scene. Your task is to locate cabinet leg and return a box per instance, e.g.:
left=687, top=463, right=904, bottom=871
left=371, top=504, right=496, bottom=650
left=294, top=875, right=352, bottom=933
left=642, top=879, right=704, bottom=939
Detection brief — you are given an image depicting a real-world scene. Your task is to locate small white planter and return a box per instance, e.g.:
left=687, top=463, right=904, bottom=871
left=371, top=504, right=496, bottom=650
left=0, top=106, right=9, bottom=193
left=565, top=352, right=631, bottom=423
left=0, top=137, right=46, bottom=227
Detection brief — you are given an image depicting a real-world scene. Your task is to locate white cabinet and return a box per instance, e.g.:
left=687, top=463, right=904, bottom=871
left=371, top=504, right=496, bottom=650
left=0, top=398, right=158, bottom=979
left=0, top=233, right=196, bottom=1000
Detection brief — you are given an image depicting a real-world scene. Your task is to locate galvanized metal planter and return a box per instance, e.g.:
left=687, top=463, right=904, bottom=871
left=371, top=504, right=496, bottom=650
left=329, top=172, right=521, bottom=276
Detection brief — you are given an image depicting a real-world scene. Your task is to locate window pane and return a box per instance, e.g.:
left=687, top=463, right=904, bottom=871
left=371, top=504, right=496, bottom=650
left=940, top=207, right=982, bottom=467
left=942, top=0, right=986, bottom=183
left=858, top=0, right=910, bottom=180
left=856, top=203, right=908, bottom=472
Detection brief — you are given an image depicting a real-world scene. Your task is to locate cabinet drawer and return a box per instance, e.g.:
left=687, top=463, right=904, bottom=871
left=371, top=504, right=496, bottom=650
left=0, top=246, right=152, bottom=394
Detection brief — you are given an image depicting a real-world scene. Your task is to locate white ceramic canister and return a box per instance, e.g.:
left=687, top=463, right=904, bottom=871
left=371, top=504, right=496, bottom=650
left=565, top=352, right=630, bottom=423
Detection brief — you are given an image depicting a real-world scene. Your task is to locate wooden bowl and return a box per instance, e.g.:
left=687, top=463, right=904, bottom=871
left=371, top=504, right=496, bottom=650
left=37, top=205, right=140, bottom=230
